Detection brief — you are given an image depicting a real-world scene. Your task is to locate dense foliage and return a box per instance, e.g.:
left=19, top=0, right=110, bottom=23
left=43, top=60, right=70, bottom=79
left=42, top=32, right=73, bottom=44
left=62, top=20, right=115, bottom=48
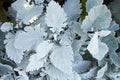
left=0, top=0, right=120, bottom=80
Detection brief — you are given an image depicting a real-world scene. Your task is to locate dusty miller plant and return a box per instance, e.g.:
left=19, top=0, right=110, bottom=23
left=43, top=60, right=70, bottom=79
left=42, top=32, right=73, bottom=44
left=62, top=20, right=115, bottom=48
left=0, top=0, right=120, bottom=80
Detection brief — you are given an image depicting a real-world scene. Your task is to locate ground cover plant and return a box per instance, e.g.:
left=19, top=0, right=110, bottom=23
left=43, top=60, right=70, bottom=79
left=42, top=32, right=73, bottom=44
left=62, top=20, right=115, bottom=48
left=0, top=0, right=120, bottom=80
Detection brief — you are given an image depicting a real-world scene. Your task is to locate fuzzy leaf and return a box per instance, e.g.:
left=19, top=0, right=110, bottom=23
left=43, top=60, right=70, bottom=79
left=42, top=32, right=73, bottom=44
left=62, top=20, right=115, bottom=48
left=102, top=34, right=118, bottom=52
left=26, top=41, right=53, bottom=71
left=109, top=52, right=120, bottom=67
left=87, top=32, right=99, bottom=55
left=4, top=32, right=24, bottom=63
left=63, top=0, right=81, bottom=22
left=17, top=4, right=43, bottom=24
left=45, top=64, right=72, bottom=80
left=14, top=25, right=44, bottom=51
left=11, top=0, right=28, bottom=12
left=95, top=42, right=109, bottom=61
left=26, top=54, right=46, bottom=72
left=45, top=0, right=67, bottom=33
left=87, top=32, right=109, bottom=60
left=86, top=0, right=103, bottom=12
left=50, top=43, right=73, bottom=74
left=11, top=0, right=43, bottom=24
left=81, top=5, right=112, bottom=32
left=36, top=41, right=53, bottom=60
left=45, top=64, right=81, bottom=80
left=102, top=34, right=120, bottom=67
